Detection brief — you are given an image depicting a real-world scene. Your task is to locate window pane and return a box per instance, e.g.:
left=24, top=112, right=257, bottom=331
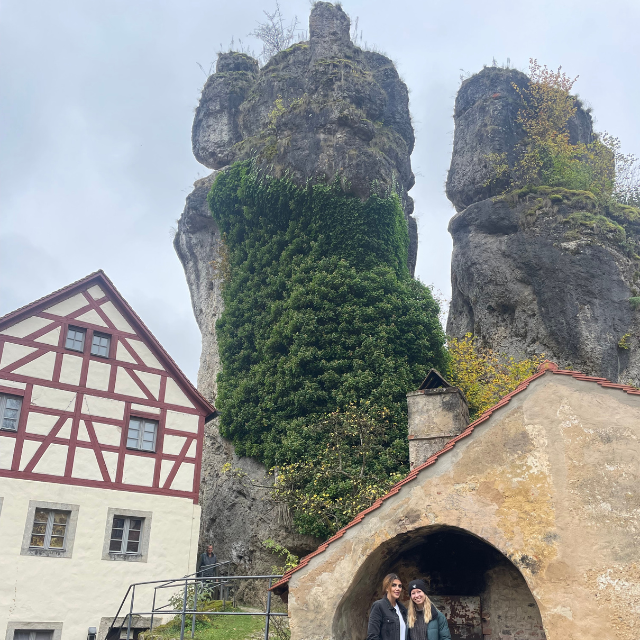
left=113, top=517, right=125, bottom=529
left=126, top=539, right=140, bottom=553
left=109, top=539, right=123, bottom=552
left=91, top=334, right=110, bottom=357
left=31, top=523, right=47, bottom=535
left=130, top=519, right=142, bottom=531
left=34, top=509, right=49, bottom=523
left=34, top=632, right=54, bottom=640
left=30, top=535, right=45, bottom=547
left=127, top=529, right=140, bottom=542
left=53, top=512, right=68, bottom=525
left=49, top=536, right=64, bottom=549
left=1, top=394, right=22, bottom=431
left=51, top=524, right=66, bottom=536
left=111, top=528, right=124, bottom=540
left=66, top=327, right=85, bottom=351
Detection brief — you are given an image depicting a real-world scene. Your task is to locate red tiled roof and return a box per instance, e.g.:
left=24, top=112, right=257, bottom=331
left=270, top=360, right=640, bottom=592
left=0, top=270, right=216, bottom=416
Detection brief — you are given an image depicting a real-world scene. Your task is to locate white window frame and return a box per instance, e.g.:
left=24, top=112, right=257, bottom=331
left=20, top=500, right=80, bottom=559
left=102, top=507, right=152, bottom=563
left=13, top=631, right=54, bottom=640
left=109, top=515, right=143, bottom=554
left=126, top=417, right=158, bottom=452
left=65, top=326, right=86, bottom=352
left=90, top=331, right=111, bottom=358
left=29, top=509, right=69, bottom=551
left=0, top=393, right=22, bottom=432
left=5, top=623, right=62, bottom=640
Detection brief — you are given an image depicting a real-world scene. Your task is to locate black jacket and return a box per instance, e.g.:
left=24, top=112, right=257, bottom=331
left=367, top=596, right=408, bottom=640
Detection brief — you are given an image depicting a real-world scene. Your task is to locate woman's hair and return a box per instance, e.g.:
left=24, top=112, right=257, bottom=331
left=407, top=592, right=432, bottom=628
left=382, top=573, right=401, bottom=596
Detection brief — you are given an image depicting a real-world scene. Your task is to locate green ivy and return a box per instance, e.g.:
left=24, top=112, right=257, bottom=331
left=208, top=161, right=447, bottom=535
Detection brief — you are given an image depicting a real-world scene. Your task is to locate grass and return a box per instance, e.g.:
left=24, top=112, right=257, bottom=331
left=140, top=606, right=266, bottom=640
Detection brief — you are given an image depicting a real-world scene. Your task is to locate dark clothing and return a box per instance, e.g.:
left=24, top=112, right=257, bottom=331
left=197, top=552, right=217, bottom=577
left=367, top=596, right=408, bottom=640
left=408, top=604, right=452, bottom=640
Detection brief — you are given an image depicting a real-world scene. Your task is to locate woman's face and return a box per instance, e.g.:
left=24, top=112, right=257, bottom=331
left=387, top=579, right=403, bottom=601
left=411, top=589, right=426, bottom=606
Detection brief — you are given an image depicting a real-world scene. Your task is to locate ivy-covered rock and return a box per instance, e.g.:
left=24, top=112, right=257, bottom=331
left=211, top=162, right=447, bottom=473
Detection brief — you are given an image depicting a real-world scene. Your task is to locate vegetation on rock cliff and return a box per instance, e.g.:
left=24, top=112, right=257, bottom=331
left=209, top=160, right=446, bottom=537
left=447, top=333, right=544, bottom=419
left=487, top=59, right=639, bottom=207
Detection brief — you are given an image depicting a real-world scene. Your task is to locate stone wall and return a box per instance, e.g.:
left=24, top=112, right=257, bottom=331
left=284, top=370, right=640, bottom=640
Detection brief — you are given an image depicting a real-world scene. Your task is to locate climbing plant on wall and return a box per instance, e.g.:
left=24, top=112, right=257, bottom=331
left=209, top=160, right=447, bottom=538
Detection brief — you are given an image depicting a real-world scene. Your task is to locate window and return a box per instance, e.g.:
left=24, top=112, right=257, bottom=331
left=21, top=500, right=79, bottom=558
left=102, top=507, right=152, bottom=562
left=109, top=516, right=143, bottom=554
left=14, top=631, right=54, bottom=640
left=91, top=332, right=111, bottom=357
left=29, top=509, right=69, bottom=550
left=0, top=393, right=22, bottom=431
left=65, top=326, right=86, bottom=352
left=126, top=417, right=158, bottom=452
left=6, top=623, right=62, bottom=640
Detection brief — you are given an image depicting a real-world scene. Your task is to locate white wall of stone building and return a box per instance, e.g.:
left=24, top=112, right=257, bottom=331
left=0, top=476, right=201, bottom=640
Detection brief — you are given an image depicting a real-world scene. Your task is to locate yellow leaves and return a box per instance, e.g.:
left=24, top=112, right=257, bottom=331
left=447, top=333, right=544, bottom=418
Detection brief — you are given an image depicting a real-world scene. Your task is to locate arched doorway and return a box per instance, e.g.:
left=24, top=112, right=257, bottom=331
left=333, top=525, right=546, bottom=640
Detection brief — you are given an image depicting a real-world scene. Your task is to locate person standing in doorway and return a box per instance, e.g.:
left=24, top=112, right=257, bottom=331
left=366, top=573, right=407, bottom=640
left=406, top=579, right=451, bottom=640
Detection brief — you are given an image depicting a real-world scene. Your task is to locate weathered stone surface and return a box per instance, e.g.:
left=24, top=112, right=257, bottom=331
left=284, top=372, right=640, bottom=640
left=447, top=190, right=640, bottom=383
left=191, top=1, right=417, bottom=273
left=174, top=174, right=319, bottom=576
left=445, top=67, right=594, bottom=213
left=407, top=388, right=469, bottom=468
left=177, top=2, right=418, bottom=573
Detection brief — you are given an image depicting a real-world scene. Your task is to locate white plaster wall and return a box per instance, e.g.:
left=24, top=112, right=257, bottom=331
left=34, top=327, right=61, bottom=346
left=0, top=316, right=52, bottom=338
left=114, top=368, right=146, bottom=399
left=115, top=341, right=137, bottom=364
left=59, top=354, right=83, bottom=386
left=75, top=309, right=109, bottom=327
left=100, top=302, right=134, bottom=333
left=165, top=379, right=194, bottom=408
left=86, top=361, right=111, bottom=392
left=31, top=386, right=76, bottom=412
left=0, top=343, right=36, bottom=369
left=0, top=476, right=201, bottom=640
left=165, top=411, right=198, bottom=433
left=14, top=352, right=56, bottom=380
left=45, top=294, right=87, bottom=316
left=82, top=395, right=124, bottom=420
left=87, top=285, right=105, bottom=300
left=127, top=340, right=164, bottom=371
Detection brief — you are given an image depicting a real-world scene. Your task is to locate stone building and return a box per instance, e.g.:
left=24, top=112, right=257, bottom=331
left=0, top=271, right=215, bottom=640
left=272, top=362, right=640, bottom=640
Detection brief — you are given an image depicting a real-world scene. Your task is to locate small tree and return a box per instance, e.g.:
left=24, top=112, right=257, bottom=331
left=447, top=333, right=544, bottom=419
left=251, top=1, right=302, bottom=64
left=487, top=59, right=640, bottom=204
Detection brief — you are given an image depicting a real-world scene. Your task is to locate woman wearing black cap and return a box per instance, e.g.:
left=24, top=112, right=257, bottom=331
left=366, top=573, right=408, bottom=640
left=406, top=579, right=451, bottom=640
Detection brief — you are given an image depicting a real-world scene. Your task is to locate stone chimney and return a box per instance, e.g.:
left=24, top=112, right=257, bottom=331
left=407, top=370, right=469, bottom=469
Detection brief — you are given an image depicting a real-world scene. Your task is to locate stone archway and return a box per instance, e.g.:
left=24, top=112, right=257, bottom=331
left=332, top=525, right=546, bottom=640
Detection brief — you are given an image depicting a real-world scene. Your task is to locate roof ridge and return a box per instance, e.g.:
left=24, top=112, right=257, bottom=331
left=270, top=361, right=640, bottom=592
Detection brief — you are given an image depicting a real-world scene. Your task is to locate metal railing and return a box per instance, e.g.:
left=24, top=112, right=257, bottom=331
left=107, top=563, right=285, bottom=640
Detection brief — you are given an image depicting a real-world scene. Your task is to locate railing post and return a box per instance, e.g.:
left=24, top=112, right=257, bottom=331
left=264, top=577, right=272, bottom=640
left=126, top=585, right=136, bottom=640
left=180, top=579, right=188, bottom=640
left=191, top=579, right=199, bottom=639
left=150, top=586, right=157, bottom=632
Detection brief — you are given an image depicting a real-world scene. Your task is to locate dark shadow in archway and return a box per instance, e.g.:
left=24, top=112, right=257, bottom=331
left=332, top=525, right=546, bottom=640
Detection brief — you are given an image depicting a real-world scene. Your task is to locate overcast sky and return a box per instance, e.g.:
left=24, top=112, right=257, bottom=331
left=1, top=0, right=639, bottom=383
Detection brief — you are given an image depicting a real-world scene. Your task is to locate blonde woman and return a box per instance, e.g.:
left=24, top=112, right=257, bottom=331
left=406, top=579, right=451, bottom=640
left=366, top=574, right=408, bottom=640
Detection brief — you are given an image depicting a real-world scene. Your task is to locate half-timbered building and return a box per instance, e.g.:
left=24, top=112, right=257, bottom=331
left=0, top=271, right=215, bottom=640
